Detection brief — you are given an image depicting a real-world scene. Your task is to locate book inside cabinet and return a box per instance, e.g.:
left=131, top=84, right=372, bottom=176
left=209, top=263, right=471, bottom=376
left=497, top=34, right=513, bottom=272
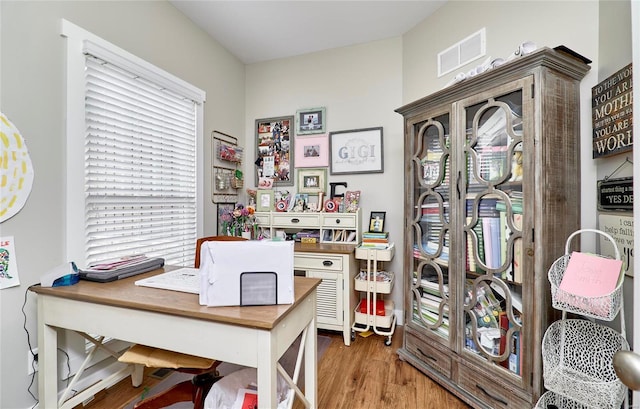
left=396, top=47, right=590, bottom=409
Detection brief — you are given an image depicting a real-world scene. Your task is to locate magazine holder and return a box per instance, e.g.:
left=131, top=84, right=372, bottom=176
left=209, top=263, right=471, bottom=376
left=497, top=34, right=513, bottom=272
left=548, top=229, right=624, bottom=320
left=537, top=229, right=629, bottom=409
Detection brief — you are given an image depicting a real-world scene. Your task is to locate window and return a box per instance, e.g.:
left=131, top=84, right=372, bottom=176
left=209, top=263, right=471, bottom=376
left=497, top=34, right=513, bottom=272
left=62, top=20, right=205, bottom=268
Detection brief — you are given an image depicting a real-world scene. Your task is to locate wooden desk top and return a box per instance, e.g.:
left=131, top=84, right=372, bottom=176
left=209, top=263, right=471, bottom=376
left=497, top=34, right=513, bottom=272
left=31, top=267, right=321, bottom=330
left=294, top=242, right=356, bottom=255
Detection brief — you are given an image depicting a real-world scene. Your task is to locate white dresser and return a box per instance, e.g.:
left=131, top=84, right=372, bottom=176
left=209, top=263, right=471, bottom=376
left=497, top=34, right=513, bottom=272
left=255, top=210, right=361, bottom=345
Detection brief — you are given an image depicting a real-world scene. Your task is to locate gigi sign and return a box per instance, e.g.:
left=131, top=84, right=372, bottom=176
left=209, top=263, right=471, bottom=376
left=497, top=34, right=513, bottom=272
left=330, top=127, right=384, bottom=175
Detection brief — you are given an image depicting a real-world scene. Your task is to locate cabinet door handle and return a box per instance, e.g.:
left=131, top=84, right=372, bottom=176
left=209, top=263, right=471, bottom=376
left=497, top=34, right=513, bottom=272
left=291, top=218, right=300, bottom=223
left=335, top=219, right=341, bottom=224
left=456, top=171, right=461, bottom=200
left=476, top=385, right=508, bottom=407
left=323, top=260, right=333, bottom=266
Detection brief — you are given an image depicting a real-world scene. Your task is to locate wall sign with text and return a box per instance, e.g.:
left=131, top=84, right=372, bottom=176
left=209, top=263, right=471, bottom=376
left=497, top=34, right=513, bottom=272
left=591, top=63, right=633, bottom=158
left=598, top=213, right=634, bottom=277
left=597, top=177, right=633, bottom=211
left=329, top=127, right=384, bottom=175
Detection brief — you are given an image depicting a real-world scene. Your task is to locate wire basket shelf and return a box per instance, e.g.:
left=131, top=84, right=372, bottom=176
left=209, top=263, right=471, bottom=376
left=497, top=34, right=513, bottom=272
left=230, top=176, right=244, bottom=189
left=217, top=142, right=243, bottom=163
left=534, top=391, right=595, bottom=409
left=542, top=319, right=629, bottom=409
left=548, top=229, right=623, bottom=321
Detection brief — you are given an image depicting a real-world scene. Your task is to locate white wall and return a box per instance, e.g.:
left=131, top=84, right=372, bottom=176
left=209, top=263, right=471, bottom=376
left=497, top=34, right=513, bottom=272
left=244, top=38, right=407, bottom=317
left=402, top=0, right=637, bottom=354
left=632, top=3, right=640, bottom=404
left=403, top=1, right=599, bottom=101
left=404, top=1, right=601, bottom=244
left=401, top=0, right=636, bottom=342
left=0, top=2, right=244, bottom=408
left=241, top=0, right=608, bottom=328
left=0, top=1, right=634, bottom=408
left=596, top=0, right=636, bottom=346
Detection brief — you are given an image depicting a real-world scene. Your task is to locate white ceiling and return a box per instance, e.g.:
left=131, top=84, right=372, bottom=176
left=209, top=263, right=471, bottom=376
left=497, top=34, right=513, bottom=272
left=170, top=1, right=446, bottom=64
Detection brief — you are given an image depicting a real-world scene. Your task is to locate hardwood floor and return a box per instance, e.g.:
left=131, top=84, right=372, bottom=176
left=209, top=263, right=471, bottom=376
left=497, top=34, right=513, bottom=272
left=300, top=329, right=470, bottom=409
left=81, top=327, right=470, bottom=409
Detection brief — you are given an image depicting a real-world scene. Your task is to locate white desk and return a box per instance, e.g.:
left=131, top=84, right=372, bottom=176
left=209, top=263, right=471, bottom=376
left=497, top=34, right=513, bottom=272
left=31, top=268, right=321, bottom=409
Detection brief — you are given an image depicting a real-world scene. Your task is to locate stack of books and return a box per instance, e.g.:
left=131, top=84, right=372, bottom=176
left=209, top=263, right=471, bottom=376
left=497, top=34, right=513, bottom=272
left=361, top=231, right=390, bottom=249
left=294, top=230, right=320, bottom=243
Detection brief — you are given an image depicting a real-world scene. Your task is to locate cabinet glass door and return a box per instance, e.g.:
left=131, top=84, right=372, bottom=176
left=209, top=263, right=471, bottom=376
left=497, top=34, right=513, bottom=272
left=409, top=112, right=452, bottom=341
left=461, top=81, right=529, bottom=376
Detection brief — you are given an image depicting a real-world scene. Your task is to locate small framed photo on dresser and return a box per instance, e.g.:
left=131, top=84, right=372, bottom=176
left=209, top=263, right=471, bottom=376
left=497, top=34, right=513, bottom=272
left=369, top=211, right=386, bottom=233
left=297, top=168, right=326, bottom=194
left=256, top=189, right=274, bottom=212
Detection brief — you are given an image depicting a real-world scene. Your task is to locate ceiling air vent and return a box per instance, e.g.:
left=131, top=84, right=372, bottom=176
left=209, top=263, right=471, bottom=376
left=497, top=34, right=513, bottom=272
left=438, top=28, right=486, bottom=77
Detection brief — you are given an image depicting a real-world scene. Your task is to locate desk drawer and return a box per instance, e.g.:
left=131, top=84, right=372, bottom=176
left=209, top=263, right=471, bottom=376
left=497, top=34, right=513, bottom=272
left=272, top=213, right=320, bottom=228
left=321, top=213, right=357, bottom=228
left=295, top=253, right=343, bottom=272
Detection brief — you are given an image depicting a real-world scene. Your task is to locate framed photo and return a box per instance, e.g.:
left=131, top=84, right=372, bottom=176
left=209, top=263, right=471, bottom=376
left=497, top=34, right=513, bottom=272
left=256, top=189, right=274, bottom=211
left=297, top=168, right=326, bottom=194
left=329, top=127, right=384, bottom=175
left=258, top=176, right=273, bottom=189
left=296, top=107, right=326, bottom=135
left=255, top=116, right=294, bottom=187
left=216, top=203, right=235, bottom=235
left=295, top=134, right=329, bottom=168
left=289, top=193, right=310, bottom=212
left=369, top=211, right=386, bottom=233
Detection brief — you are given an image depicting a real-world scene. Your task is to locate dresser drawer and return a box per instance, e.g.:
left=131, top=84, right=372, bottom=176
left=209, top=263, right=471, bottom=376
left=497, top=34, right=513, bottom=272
left=404, top=331, right=451, bottom=378
left=253, top=212, right=270, bottom=225
left=272, top=213, right=320, bottom=228
left=321, top=213, right=357, bottom=228
left=295, top=253, right=343, bottom=272
left=458, top=362, right=531, bottom=409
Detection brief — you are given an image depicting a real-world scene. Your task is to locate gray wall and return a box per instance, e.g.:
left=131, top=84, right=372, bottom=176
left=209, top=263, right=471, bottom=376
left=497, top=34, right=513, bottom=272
left=240, top=0, right=613, bottom=327
left=0, top=1, right=634, bottom=408
left=596, top=0, right=635, bottom=350
left=0, top=2, right=244, bottom=408
left=244, top=37, right=406, bottom=319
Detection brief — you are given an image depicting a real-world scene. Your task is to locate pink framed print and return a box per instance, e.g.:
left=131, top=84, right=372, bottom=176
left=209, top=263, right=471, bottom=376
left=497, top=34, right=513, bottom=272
left=295, top=134, right=329, bottom=168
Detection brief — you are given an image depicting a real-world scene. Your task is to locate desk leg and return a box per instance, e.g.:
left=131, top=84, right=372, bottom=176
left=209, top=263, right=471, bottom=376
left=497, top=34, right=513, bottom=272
left=256, top=331, right=278, bottom=409
left=304, top=315, right=317, bottom=409
left=38, top=296, right=59, bottom=408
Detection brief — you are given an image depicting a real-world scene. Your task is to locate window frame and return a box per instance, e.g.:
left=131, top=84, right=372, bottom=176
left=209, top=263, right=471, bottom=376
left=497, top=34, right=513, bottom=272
left=61, top=19, right=205, bottom=267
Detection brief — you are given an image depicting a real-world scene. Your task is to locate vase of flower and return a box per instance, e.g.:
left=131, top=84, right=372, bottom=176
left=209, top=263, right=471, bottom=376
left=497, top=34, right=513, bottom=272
left=221, top=203, right=257, bottom=238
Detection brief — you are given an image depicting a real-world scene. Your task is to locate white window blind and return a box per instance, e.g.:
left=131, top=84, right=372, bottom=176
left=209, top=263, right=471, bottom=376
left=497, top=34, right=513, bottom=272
left=84, top=54, right=197, bottom=266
